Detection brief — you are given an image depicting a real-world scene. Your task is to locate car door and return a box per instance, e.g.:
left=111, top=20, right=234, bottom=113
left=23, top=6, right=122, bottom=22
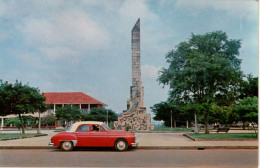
left=74, top=124, right=91, bottom=147
left=88, top=124, right=108, bottom=147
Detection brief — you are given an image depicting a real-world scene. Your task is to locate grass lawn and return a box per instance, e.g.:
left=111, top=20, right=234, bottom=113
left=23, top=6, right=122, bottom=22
left=153, top=127, right=194, bottom=132
left=186, top=133, right=258, bottom=140
left=54, top=129, right=65, bottom=132
left=0, top=133, right=42, bottom=140
left=134, top=127, right=194, bottom=132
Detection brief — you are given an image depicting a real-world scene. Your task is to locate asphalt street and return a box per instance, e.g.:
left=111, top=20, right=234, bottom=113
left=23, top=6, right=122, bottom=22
left=0, top=149, right=257, bottom=167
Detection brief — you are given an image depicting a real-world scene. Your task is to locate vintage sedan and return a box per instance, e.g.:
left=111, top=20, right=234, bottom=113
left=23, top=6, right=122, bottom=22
left=49, top=121, right=138, bottom=151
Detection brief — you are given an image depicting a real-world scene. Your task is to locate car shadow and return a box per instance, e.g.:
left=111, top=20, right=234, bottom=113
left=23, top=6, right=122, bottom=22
left=51, top=147, right=137, bottom=152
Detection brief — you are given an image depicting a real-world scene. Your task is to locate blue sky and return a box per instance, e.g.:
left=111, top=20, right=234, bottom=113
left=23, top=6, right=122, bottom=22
left=0, top=0, right=258, bottom=122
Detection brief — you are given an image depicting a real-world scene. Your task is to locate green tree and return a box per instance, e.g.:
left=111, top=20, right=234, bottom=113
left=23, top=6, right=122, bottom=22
left=84, top=107, right=118, bottom=123
left=158, top=31, right=243, bottom=134
left=41, top=114, right=56, bottom=127
left=209, top=105, right=233, bottom=126
left=0, top=80, right=48, bottom=133
left=55, top=105, right=82, bottom=126
left=240, top=74, right=258, bottom=99
left=5, top=116, right=38, bottom=130
left=5, top=117, right=22, bottom=129
left=151, top=101, right=182, bottom=128
left=232, top=96, right=258, bottom=131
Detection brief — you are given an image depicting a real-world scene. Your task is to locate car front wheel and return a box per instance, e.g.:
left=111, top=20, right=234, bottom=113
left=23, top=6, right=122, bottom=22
left=115, top=139, right=128, bottom=151
left=61, top=141, right=74, bottom=151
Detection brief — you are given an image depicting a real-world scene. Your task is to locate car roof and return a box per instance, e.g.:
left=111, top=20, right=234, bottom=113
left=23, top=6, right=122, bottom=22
left=66, top=121, right=104, bottom=132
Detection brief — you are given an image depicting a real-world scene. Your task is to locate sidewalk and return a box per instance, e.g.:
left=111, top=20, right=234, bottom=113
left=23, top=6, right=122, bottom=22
left=0, top=130, right=258, bottom=149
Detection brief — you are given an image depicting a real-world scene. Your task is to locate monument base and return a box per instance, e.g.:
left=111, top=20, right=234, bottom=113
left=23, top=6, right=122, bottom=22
left=114, top=108, right=151, bottom=131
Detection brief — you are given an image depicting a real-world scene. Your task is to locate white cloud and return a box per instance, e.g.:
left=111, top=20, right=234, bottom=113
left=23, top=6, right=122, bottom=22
left=21, top=10, right=110, bottom=51
left=142, top=64, right=161, bottom=79
left=175, top=0, right=257, bottom=21
left=79, top=0, right=123, bottom=12
left=0, top=1, right=7, bottom=18
left=0, top=1, right=111, bottom=64
left=119, top=0, right=159, bottom=21
left=39, top=47, right=82, bottom=62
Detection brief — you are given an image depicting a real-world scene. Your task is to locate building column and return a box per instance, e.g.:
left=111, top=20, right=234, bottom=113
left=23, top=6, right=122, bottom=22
left=88, top=104, right=91, bottom=113
left=79, top=104, right=82, bottom=114
left=1, top=117, right=4, bottom=130
left=54, top=104, right=56, bottom=114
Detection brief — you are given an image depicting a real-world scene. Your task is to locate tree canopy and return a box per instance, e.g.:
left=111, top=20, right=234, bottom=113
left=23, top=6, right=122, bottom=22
left=232, top=96, right=258, bottom=129
left=41, top=114, right=56, bottom=126
left=83, top=107, right=118, bottom=123
left=0, top=80, right=48, bottom=133
left=240, top=75, right=258, bottom=99
left=157, top=31, right=243, bottom=133
left=55, top=105, right=82, bottom=125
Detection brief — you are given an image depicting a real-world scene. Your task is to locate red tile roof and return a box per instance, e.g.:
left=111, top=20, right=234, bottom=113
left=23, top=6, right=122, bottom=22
left=43, top=92, right=106, bottom=105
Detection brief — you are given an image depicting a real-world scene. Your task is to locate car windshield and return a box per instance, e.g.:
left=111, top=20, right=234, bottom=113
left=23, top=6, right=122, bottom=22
left=102, top=123, right=111, bottom=131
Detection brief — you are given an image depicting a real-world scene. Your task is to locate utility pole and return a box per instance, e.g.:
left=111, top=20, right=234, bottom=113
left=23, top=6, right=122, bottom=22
left=194, top=114, right=199, bottom=134
left=171, top=110, right=172, bottom=129
left=106, top=110, right=108, bottom=126
left=1, top=117, right=4, bottom=131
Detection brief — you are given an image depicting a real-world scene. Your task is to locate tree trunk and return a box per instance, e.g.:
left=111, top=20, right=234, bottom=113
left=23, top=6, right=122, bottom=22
left=242, top=121, right=246, bottom=130
left=252, top=123, right=258, bottom=137
left=173, top=118, right=176, bottom=128
left=194, top=114, right=199, bottom=134
left=18, top=113, right=25, bottom=134
left=204, top=113, right=209, bottom=134
left=186, top=120, right=189, bottom=128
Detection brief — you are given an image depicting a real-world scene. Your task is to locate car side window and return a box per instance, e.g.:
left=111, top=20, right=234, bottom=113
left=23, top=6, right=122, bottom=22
left=92, top=125, right=104, bottom=132
left=77, top=125, right=89, bottom=132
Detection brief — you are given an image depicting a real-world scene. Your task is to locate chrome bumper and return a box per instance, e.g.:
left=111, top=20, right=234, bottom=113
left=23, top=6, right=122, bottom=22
left=48, top=140, right=54, bottom=146
left=131, top=140, right=138, bottom=147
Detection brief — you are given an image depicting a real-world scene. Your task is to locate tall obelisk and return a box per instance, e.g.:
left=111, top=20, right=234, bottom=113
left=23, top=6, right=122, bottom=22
left=114, top=19, right=151, bottom=131
left=131, top=18, right=144, bottom=108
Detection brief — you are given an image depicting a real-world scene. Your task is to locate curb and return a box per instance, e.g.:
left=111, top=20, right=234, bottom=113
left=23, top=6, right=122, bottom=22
left=183, top=133, right=258, bottom=141
left=134, top=131, right=194, bottom=133
left=136, top=146, right=258, bottom=150
left=0, top=134, right=48, bottom=141
left=0, top=146, right=257, bottom=150
left=0, top=146, right=58, bottom=149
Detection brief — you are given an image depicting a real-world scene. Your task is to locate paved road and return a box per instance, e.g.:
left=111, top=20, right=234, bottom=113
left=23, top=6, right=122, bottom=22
left=0, top=130, right=258, bottom=147
left=0, top=149, right=257, bottom=167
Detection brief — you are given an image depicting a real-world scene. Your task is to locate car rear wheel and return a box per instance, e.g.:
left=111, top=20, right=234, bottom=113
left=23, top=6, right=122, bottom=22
left=61, top=141, right=73, bottom=151
left=115, top=139, right=128, bottom=151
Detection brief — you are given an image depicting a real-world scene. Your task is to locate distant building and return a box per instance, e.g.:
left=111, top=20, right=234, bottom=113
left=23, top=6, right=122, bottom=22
left=0, top=92, right=106, bottom=129
left=43, top=92, right=107, bottom=115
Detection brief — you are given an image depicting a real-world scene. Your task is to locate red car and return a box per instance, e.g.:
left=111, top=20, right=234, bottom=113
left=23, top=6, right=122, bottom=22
left=49, top=121, right=138, bottom=151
